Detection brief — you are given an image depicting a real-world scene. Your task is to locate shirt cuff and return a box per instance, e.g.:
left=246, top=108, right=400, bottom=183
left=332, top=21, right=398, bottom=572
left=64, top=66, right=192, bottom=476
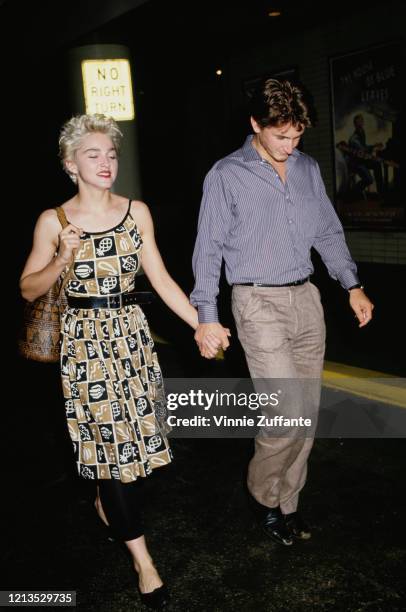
left=197, top=304, right=219, bottom=324
left=339, top=270, right=360, bottom=291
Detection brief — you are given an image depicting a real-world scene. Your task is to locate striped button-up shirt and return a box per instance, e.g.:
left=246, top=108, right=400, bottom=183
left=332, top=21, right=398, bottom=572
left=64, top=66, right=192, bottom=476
left=191, top=135, right=359, bottom=323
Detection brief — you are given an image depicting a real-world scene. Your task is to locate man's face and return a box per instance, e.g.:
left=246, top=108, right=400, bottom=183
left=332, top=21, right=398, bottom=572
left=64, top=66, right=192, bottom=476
left=251, top=118, right=304, bottom=163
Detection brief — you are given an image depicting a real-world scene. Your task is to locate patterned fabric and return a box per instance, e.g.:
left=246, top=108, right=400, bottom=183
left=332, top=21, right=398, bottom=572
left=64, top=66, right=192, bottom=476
left=60, top=201, right=172, bottom=483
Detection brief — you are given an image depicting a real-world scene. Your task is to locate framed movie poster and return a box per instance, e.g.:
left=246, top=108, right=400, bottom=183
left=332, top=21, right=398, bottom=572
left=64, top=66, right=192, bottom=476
left=330, top=41, right=404, bottom=230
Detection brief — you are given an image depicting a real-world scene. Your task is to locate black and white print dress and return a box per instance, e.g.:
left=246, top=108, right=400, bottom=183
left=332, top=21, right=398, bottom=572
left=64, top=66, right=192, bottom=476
left=60, top=200, right=172, bottom=483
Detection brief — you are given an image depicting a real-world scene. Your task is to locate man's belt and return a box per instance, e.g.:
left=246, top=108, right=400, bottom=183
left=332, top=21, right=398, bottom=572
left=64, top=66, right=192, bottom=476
left=67, top=291, right=154, bottom=310
left=234, top=277, right=309, bottom=288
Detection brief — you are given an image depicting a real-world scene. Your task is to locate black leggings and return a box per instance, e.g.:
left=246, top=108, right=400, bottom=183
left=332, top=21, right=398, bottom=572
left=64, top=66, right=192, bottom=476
left=98, top=478, right=144, bottom=542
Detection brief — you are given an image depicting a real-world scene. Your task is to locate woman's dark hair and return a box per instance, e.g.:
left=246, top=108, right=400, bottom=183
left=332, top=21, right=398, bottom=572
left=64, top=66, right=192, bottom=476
left=249, top=78, right=315, bottom=129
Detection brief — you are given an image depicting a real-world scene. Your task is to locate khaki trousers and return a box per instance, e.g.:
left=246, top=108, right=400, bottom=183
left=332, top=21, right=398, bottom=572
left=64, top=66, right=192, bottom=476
left=232, top=282, right=326, bottom=514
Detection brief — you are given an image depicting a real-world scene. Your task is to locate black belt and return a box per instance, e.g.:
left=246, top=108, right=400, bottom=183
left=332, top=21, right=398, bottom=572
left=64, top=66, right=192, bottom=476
left=234, top=277, right=309, bottom=288
left=67, top=291, right=154, bottom=310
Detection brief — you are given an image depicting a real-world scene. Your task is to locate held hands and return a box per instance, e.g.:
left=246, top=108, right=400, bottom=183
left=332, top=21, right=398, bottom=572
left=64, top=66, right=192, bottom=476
left=349, top=288, right=374, bottom=328
left=56, top=224, right=83, bottom=265
left=194, top=322, right=231, bottom=359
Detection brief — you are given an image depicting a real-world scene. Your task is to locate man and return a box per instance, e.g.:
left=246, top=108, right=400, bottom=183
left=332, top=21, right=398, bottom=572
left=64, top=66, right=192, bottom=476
left=190, top=79, right=374, bottom=546
left=348, top=113, right=384, bottom=196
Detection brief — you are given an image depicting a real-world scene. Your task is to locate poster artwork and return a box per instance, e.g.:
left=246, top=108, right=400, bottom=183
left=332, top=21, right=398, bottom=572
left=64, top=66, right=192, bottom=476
left=330, top=41, right=404, bottom=230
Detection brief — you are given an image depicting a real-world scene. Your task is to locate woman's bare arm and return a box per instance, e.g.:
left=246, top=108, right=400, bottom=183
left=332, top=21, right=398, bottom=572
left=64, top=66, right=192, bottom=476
left=20, top=209, right=82, bottom=302
left=133, top=201, right=199, bottom=329
left=132, top=201, right=223, bottom=358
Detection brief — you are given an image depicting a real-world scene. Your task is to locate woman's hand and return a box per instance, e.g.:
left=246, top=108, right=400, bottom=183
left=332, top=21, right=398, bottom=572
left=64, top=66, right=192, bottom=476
left=57, top=224, right=83, bottom=265
left=199, top=330, right=230, bottom=359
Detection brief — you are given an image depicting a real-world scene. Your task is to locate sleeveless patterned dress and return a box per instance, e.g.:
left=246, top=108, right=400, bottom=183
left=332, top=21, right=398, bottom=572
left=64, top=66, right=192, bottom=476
left=60, top=200, right=172, bottom=483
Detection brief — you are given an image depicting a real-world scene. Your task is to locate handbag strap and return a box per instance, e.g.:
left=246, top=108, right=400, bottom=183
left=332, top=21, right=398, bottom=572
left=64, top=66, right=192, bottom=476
left=54, top=206, right=75, bottom=297
left=55, top=205, right=69, bottom=229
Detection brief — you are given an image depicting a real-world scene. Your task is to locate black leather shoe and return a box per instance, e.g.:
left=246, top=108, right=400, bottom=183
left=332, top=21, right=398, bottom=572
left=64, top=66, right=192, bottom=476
left=138, top=584, right=170, bottom=610
left=262, top=506, right=293, bottom=546
left=284, top=511, right=311, bottom=540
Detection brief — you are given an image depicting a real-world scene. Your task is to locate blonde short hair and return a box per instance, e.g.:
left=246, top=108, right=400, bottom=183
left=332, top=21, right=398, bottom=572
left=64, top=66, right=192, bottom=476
left=58, top=114, right=123, bottom=183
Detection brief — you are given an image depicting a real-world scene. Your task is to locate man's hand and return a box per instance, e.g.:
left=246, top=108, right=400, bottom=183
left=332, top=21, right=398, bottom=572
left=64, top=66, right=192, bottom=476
left=349, top=288, right=374, bottom=328
left=195, top=322, right=231, bottom=359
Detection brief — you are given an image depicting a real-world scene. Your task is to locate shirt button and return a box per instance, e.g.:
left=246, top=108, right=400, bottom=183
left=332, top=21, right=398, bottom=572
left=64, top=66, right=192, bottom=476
left=288, top=220, right=293, bottom=224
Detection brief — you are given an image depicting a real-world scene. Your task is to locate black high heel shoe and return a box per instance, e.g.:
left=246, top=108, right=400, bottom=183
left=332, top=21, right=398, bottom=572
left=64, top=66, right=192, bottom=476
left=138, top=584, right=170, bottom=610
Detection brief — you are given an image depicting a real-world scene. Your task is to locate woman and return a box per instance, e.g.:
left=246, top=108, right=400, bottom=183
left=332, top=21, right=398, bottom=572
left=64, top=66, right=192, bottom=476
left=20, top=114, right=223, bottom=609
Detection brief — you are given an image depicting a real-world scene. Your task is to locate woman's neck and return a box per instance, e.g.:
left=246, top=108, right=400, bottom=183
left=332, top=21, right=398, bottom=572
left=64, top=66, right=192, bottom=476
left=74, top=187, right=113, bottom=212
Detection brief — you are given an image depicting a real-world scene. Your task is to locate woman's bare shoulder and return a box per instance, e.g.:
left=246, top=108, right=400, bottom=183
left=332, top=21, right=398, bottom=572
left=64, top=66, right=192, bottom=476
left=36, top=207, right=60, bottom=228
left=36, top=201, right=72, bottom=234
left=129, top=200, right=153, bottom=234
left=30, top=208, right=62, bottom=248
left=130, top=199, right=150, bottom=216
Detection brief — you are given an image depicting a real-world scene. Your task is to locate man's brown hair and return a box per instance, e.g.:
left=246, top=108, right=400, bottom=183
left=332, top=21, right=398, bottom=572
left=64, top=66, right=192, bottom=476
left=249, top=78, right=314, bottom=129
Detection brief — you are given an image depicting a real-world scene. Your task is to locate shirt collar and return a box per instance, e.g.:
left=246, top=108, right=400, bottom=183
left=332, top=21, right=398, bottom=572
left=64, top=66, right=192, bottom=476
left=241, top=134, right=300, bottom=165
left=242, top=135, right=260, bottom=162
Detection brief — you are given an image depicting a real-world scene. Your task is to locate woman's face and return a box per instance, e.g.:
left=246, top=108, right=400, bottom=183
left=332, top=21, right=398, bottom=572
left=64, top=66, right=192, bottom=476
left=66, top=132, right=119, bottom=188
